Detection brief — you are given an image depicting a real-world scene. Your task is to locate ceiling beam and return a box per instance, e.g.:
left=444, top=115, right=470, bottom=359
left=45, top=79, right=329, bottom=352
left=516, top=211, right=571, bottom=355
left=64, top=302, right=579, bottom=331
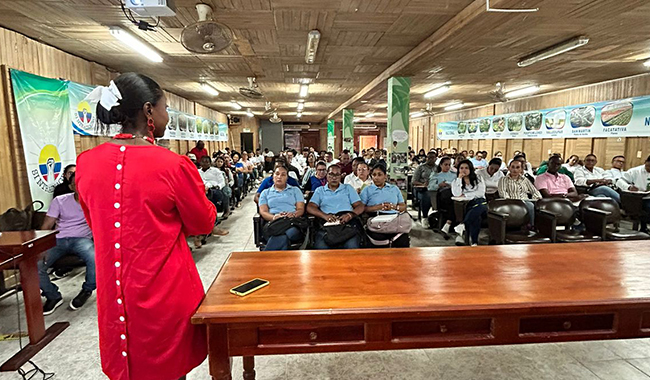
left=324, top=0, right=506, bottom=122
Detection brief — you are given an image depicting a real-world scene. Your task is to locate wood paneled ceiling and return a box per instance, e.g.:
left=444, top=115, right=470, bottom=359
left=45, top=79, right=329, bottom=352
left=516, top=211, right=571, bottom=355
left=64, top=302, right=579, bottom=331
left=1, top=0, right=650, bottom=125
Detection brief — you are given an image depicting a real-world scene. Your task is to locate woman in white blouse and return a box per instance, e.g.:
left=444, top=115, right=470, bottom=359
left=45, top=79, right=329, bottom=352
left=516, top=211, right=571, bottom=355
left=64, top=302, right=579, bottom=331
left=451, top=159, right=487, bottom=246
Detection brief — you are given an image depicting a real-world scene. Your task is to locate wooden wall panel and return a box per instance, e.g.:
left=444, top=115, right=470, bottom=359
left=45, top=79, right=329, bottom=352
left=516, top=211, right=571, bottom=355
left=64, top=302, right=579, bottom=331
left=626, top=138, right=650, bottom=168
left=492, top=140, right=507, bottom=157
left=523, top=139, right=543, bottom=168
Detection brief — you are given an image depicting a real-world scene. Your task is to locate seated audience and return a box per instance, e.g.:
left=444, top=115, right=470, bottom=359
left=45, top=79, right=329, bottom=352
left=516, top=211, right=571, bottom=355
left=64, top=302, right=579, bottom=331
left=535, top=155, right=586, bottom=202
left=368, top=149, right=386, bottom=168
left=263, top=148, right=274, bottom=172
left=198, top=156, right=229, bottom=242
left=493, top=151, right=507, bottom=171
left=307, top=161, right=328, bottom=193
left=324, top=151, right=339, bottom=167
left=616, top=155, right=650, bottom=233
left=339, top=150, right=353, bottom=178
left=452, top=160, right=487, bottom=246
left=189, top=140, right=208, bottom=162
left=470, top=151, right=488, bottom=170
left=301, top=152, right=318, bottom=188
left=53, top=164, right=76, bottom=198
left=563, top=154, right=582, bottom=174
left=255, top=160, right=300, bottom=204
left=412, top=151, right=438, bottom=227
left=344, top=159, right=372, bottom=193
left=215, top=155, right=234, bottom=215
left=536, top=154, right=575, bottom=182
left=498, top=159, right=542, bottom=225
left=361, top=164, right=409, bottom=247
left=285, top=149, right=303, bottom=178
left=307, top=165, right=364, bottom=249
left=39, top=172, right=96, bottom=315
left=604, top=155, right=626, bottom=182
left=429, top=157, right=456, bottom=237
left=574, top=154, right=620, bottom=203
left=513, top=154, right=537, bottom=183
left=258, top=165, right=306, bottom=250
left=477, top=158, right=504, bottom=199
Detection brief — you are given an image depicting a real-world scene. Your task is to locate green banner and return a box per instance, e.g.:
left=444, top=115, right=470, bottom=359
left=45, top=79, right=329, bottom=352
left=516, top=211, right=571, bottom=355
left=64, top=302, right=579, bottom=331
left=387, top=77, right=411, bottom=192
left=10, top=70, right=77, bottom=210
left=327, top=119, right=335, bottom=152
left=342, top=109, right=354, bottom=152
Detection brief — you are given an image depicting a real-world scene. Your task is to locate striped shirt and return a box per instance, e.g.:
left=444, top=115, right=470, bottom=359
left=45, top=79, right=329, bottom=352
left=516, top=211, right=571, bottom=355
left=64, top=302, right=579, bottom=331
left=498, top=174, right=542, bottom=200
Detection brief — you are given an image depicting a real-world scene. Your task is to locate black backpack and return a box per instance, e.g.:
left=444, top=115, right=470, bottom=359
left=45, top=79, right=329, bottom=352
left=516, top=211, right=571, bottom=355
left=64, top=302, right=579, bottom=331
left=0, top=201, right=44, bottom=231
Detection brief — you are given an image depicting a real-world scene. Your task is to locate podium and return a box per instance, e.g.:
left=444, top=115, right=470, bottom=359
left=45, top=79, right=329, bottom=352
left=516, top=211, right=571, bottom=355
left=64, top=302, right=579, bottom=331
left=0, top=230, right=69, bottom=371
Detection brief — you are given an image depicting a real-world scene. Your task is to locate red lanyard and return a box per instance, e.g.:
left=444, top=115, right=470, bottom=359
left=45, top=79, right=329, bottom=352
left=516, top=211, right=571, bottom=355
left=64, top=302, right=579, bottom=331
left=113, top=133, right=155, bottom=145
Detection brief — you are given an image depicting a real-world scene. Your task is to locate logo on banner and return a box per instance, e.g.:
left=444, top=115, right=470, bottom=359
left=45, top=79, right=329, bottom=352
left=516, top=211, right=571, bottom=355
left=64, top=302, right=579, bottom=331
left=74, top=100, right=96, bottom=131
left=34, top=144, right=62, bottom=192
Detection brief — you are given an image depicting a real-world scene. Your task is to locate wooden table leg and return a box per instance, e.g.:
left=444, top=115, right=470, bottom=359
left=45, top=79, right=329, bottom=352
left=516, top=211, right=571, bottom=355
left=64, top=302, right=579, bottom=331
left=18, top=255, right=45, bottom=344
left=243, top=356, right=255, bottom=380
left=208, top=324, right=232, bottom=380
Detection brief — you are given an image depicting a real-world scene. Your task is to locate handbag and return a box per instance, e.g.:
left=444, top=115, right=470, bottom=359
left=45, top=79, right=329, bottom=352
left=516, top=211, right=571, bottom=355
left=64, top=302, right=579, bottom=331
left=263, top=217, right=310, bottom=241
left=323, top=223, right=359, bottom=247
left=366, top=212, right=412, bottom=235
left=0, top=201, right=44, bottom=231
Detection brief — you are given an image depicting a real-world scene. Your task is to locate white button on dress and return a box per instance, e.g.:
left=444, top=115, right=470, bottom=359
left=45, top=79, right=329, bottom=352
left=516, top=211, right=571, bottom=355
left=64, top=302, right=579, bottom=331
left=115, top=184, right=121, bottom=190
left=116, top=280, right=121, bottom=286
left=117, top=298, right=123, bottom=305
left=115, top=222, right=121, bottom=228
left=117, top=164, right=123, bottom=170
left=119, top=316, right=125, bottom=322
left=120, top=146, right=126, bottom=152
left=115, top=243, right=120, bottom=249
left=122, top=351, right=127, bottom=357
left=121, top=334, right=126, bottom=340
left=114, top=202, right=120, bottom=209
left=115, top=262, right=121, bottom=268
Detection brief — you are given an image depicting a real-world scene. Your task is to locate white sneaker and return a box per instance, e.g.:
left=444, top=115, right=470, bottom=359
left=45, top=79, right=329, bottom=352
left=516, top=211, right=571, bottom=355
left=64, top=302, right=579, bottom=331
left=441, top=223, right=451, bottom=234
left=455, top=235, right=465, bottom=246
left=421, top=218, right=430, bottom=229
left=454, top=223, right=465, bottom=235
left=471, top=243, right=478, bottom=247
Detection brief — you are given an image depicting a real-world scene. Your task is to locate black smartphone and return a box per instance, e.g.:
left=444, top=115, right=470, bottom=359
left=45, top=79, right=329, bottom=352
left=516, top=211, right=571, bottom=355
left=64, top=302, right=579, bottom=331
left=230, top=278, right=269, bottom=297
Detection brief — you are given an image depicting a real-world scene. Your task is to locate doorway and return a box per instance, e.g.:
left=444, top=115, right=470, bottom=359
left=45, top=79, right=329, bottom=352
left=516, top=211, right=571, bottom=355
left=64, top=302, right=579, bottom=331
left=359, top=135, right=378, bottom=152
left=240, top=132, right=254, bottom=153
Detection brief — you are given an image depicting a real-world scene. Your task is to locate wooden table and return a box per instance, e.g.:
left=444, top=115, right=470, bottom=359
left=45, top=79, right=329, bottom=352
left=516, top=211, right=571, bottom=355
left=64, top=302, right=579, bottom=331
left=0, top=230, right=69, bottom=372
left=193, top=241, right=650, bottom=380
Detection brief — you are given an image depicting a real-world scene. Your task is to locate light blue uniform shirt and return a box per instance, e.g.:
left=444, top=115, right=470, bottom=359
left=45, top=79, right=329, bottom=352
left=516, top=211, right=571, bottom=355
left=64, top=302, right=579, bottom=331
left=360, top=183, right=404, bottom=214
left=259, top=185, right=305, bottom=214
left=428, top=171, right=457, bottom=191
left=309, top=183, right=360, bottom=215
left=470, top=158, right=488, bottom=169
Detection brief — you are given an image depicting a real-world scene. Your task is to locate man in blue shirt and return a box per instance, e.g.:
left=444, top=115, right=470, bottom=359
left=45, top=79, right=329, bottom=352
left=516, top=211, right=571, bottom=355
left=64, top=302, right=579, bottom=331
left=470, top=151, right=488, bottom=170
left=307, top=165, right=365, bottom=249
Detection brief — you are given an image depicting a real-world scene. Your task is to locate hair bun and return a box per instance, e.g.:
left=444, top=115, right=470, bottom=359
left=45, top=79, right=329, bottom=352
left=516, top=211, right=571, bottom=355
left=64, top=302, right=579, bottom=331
left=96, top=102, right=126, bottom=125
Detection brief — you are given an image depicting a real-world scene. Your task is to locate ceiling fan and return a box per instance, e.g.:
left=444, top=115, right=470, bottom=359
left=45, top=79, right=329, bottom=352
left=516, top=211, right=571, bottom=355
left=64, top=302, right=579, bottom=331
left=181, top=3, right=233, bottom=54
left=239, top=77, right=264, bottom=99
left=489, top=82, right=508, bottom=103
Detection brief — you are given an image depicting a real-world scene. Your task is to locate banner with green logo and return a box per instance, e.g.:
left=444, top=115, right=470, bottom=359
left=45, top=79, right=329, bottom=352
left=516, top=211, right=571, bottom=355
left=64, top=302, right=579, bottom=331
left=327, top=119, right=335, bottom=152
left=387, top=77, right=411, bottom=192
left=10, top=70, right=77, bottom=210
left=342, top=109, right=354, bottom=152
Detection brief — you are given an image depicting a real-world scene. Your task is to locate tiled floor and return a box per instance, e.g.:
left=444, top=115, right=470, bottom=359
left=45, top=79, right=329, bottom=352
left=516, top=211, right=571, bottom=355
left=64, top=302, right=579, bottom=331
left=1, top=194, right=649, bottom=380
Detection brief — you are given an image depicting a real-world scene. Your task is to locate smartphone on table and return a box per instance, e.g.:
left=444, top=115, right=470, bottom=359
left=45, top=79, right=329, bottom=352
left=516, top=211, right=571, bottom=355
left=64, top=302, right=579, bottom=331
left=230, top=278, right=269, bottom=297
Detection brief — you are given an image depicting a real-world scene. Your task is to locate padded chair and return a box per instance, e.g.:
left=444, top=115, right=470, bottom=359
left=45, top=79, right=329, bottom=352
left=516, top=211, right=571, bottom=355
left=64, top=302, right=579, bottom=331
left=487, top=199, right=551, bottom=245
left=579, top=198, right=650, bottom=241
left=620, top=191, right=650, bottom=231
left=535, top=198, right=602, bottom=243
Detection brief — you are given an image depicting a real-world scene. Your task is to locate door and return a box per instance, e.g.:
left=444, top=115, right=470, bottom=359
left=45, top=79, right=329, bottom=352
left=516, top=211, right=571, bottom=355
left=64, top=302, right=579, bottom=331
left=300, top=131, right=321, bottom=151
left=359, top=135, right=377, bottom=151
left=240, top=132, right=254, bottom=153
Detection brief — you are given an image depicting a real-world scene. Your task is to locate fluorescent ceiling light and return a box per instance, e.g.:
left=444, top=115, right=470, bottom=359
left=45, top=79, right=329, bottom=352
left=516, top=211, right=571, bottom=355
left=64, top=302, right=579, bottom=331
left=518, top=36, right=589, bottom=67
left=109, top=26, right=163, bottom=63
left=299, top=84, right=309, bottom=98
left=246, top=109, right=254, bottom=117
left=353, top=117, right=361, bottom=122
left=201, top=82, right=219, bottom=96
left=230, top=100, right=242, bottom=110
left=505, top=85, right=540, bottom=98
left=644, top=59, right=650, bottom=67
left=410, top=112, right=424, bottom=118
left=424, top=85, right=450, bottom=99
left=297, top=103, right=304, bottom=111
left=360, top=100, right=369, bottom=103
left=365, top=113, right=375, bottom=118
left=354, top=125, right=377, bottom=130
left=444, top=102, right=465, bottom=111
left=296, top=112, right=302, bottom=118
left=305, top=30, right=321, bottom=64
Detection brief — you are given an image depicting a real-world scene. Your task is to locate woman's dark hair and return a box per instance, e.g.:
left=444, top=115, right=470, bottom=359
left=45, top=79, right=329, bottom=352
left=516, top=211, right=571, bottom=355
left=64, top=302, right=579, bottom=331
left=488, top=157, right=502, bottom=167
left=457, top=159, right=479, bottom=190
left=437, top=156, right=451, bottom=172
left=566, top=154, right=579, bottom=164
left=96, top=73, right=164, bottom=132
left=62, top=164, right=76, bottom=184
left=418, top=149, right=426, bottom=155
left=371, top=163, right=387, bottom=174
left=68, top=172, right=76, bottom=185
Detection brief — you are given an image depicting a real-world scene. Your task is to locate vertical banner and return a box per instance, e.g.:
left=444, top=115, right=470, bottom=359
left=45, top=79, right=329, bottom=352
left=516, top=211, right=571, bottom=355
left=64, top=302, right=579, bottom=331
left=10, top=70, right=76, bottom=210
left=68, top=81, right=98, bottom=136
left=387, top=76, right=411, bottom=194
left=342, top=109, right=354, bottom=152
left=217, top=122, right=228, bottom=142
left=327, top=119, right=335, bottom=152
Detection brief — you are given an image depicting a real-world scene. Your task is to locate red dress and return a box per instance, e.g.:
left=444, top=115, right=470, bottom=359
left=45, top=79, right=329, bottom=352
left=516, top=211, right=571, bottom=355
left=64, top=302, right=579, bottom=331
left=76, top=143, right=216, bottom=380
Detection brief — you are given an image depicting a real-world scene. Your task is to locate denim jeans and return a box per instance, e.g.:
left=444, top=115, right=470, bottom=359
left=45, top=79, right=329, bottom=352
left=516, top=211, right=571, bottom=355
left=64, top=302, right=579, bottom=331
left=38, top=237, right=96, bottom=300
left=523, top=200, right=536, bottom=226
left=313, top=229, right=360, bottom=249
left=264, top=226, right=303, bottom=251
left=416, top=188, right=431, bottom=219
left=589, top=186, right=621, bottom=204
left=207, top=188, right=230, bottom=214
left=464, top=198, right=487, bottom=245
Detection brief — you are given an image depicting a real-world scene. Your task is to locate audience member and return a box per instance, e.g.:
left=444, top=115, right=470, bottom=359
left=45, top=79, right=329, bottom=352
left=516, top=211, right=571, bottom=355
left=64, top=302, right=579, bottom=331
left=53, top=164, right=77, bottom=199
left=285, top=149, right=302, bottom=179
left=428, top=156, right=456, bottom=237
left=369, top=149, right=386, bottom=168
left=198, top=156, right=229, bottom=241
left=344, top=159, right=372, bottom=193
left=301, top=152, right=318, bottom=188
left=535, top=155, right=586, bottom=202
left=616, top=155, right=650, bottom=232
left=255, top=160, right=300, bottom=204
left=574, top=154, right=620, bottom=203
left=604, top=155, right=626, bottom=181
left=493, top=151, right=507, bottom=171
left=307, top=161, right=328, bottom=193
left=477, top=158, right=504, bottom=199
left=189, top=141, right=208, bottom=162
left=39, top=172, right=96, bottom=314
left=451, top=160, right=487, bottom=246
left=470, top=151, right=488, bottom=170
left=498, top=159, right=542, bottom=225
left=258, top=165, right=306, bottom=250
left=412, top=151, right=438, bottom=227
left=339, top=150, right=353, bottom=177
left=563, top=154, right=581, bottom=174
left=307, top=165, right=364, bottom=249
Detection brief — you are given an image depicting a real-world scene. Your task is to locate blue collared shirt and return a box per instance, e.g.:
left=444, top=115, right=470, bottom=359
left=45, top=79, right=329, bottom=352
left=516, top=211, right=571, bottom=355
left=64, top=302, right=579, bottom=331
left=360, top=183, right=404, bottom=214
left=309, top=183, right=361, bottom=214
left=257, top=176, right=300, bottom=194
left=259, top=185, right=305, bottom=214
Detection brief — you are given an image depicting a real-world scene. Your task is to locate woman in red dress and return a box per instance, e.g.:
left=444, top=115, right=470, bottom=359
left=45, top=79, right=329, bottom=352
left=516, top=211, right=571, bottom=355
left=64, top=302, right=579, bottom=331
left=76, top=73, right=216, bottom=380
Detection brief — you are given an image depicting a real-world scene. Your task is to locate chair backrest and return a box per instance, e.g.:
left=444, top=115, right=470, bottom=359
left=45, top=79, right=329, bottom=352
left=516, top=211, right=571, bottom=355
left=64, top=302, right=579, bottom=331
left=579, top=197, right=620, bottom=224
left=536, top=198, right=575, bottom=226
left=489, top=199, right=529, bottom=228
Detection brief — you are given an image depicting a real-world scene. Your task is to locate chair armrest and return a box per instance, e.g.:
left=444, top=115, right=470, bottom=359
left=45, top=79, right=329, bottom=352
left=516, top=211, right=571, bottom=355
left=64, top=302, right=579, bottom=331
left=582, top=207, right=608, bottom=239
left=453, top=200, right=468, bottom=223
left=575, top=185, right=590, bottom=195
left=535, top=209, right=557, bottom=242
left=487, top=211, right=507, bottom=245
left=621, top=191, right=645, bottom=219
left=253, top=214, right=265, bottom=247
